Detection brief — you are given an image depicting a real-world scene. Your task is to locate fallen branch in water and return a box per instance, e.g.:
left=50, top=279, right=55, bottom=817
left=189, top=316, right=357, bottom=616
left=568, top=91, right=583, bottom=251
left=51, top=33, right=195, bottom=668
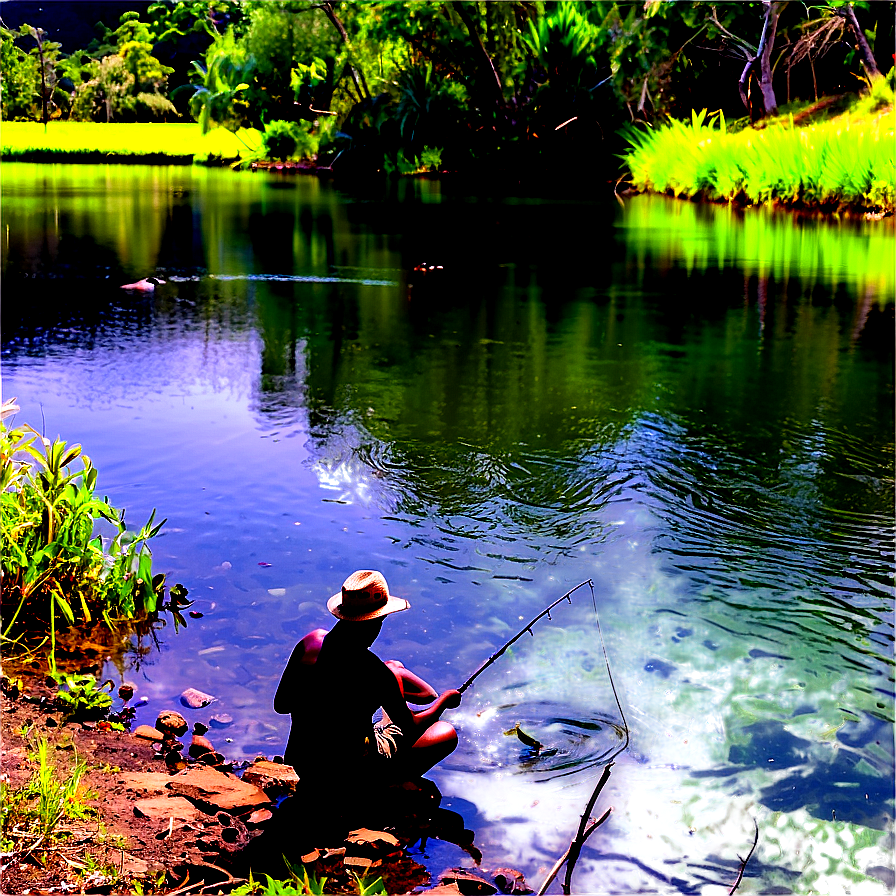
left=728, top=818, right=759, bottom=894
left=458, top=580, right=593, bottom=694
left=535, top=763, right=614, bottom=896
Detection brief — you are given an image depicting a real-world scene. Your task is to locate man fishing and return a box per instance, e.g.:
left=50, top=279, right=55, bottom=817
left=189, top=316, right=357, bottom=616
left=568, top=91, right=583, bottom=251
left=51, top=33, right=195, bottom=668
left=274, top=570, right=461, bottom=791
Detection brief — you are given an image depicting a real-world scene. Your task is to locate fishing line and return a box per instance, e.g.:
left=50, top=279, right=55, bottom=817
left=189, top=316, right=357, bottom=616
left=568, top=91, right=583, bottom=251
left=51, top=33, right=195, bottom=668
left=587, top=578, right=630, bottom=763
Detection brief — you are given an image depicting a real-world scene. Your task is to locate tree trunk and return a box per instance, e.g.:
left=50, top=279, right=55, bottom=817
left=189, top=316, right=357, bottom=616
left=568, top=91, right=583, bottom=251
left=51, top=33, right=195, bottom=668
left=319, top=1, right=371, bottom=101
left=756, top=1, right=784, bottom=118
left=451, top=1, right=505, bottom=114
left=842, top=2, right=882, bottom=81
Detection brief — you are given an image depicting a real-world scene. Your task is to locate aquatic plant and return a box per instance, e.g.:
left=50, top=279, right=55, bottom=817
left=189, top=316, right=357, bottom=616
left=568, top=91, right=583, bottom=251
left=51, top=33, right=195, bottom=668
left=52, top=672, right=114, bottom=721
left=0, top=409, right=170, bottom=653
left=621, top=90, right=895, bottom=213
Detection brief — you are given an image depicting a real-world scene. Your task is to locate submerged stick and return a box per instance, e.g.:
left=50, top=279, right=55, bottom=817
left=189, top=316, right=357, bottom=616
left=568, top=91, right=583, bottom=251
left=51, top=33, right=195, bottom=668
left=457, top=580, right=593, bottom=695
left=728, top=818, right=759, bottom=895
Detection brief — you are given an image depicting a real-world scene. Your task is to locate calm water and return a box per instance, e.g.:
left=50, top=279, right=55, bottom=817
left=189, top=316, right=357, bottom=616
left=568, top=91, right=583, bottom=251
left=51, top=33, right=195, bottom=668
left=2, top=164, right=894, bottom=894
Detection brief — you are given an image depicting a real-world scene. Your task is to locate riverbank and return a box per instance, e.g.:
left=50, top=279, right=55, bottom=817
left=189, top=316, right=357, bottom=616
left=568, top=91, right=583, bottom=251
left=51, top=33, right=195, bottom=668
left=0, top=122, right=262, bottom=165
left=0, top=653, right=535, bottom=896
left=621, top=84, right=895, bottom=217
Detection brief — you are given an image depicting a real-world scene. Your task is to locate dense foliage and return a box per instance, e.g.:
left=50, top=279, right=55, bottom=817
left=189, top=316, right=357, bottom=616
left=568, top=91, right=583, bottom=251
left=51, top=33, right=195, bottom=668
left=0, top=1, right=892, bottom=172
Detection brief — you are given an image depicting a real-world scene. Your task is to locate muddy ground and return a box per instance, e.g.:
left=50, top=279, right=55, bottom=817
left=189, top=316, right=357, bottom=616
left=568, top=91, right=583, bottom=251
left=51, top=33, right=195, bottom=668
left=0, top=656, right=538, bottom=896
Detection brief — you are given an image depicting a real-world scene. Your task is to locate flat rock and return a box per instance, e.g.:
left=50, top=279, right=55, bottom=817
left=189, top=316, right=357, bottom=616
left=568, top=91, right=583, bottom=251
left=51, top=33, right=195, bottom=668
left=209, top=713, right=233, bottom=728
left=346, top=827, right=400, bottom=852
left=133, top=725, right=164, bottom=742
left=241, top=759, right=299, bottom=795
left=167, top=766, right=271, bottom=814
left=133, top=796, right=203, bottom=823
left=181, top=688, right=216, bottom=709
left=117, top=772, right=171, bottom=795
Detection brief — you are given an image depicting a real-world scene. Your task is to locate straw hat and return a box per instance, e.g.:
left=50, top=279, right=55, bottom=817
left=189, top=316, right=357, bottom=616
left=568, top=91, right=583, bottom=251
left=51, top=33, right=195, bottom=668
left=327, top=570, right=410, bottom=621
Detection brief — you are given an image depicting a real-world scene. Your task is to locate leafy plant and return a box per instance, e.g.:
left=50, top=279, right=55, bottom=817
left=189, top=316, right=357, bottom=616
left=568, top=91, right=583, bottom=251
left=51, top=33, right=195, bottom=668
left=262, top=119, right=298, bottom=161
left=419, top=145, right=443, bottom=171
left=189, top=28, right=258, bottom=149
left=228, top=861, right=387, bottom=896
left=53, top=672, right=114, bottom=720
left=1, top=410, right=180, bottom=660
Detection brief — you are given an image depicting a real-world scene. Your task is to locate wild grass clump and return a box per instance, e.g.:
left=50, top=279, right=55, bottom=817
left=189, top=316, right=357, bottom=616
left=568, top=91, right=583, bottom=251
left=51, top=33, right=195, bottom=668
left=622, top=83, right=895, bottom=214
left=0, top=121, right=262, bottom=164
left=0, top=735, right=94, bottom=854
left=1, top=402, right=189, bottom=659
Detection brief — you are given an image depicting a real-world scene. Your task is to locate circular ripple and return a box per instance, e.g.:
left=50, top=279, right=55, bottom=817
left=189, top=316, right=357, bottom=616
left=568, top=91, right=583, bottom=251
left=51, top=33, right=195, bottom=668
left=451, top=700, right=627, bottom=781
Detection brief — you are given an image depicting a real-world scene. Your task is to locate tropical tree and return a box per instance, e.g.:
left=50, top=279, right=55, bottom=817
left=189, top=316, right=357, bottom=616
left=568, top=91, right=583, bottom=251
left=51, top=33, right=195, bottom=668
left=0, top=23, right=62, bottom=122
left=0, top=23, right=40, bottom=119
left=189, top=29, right=256, bottom=143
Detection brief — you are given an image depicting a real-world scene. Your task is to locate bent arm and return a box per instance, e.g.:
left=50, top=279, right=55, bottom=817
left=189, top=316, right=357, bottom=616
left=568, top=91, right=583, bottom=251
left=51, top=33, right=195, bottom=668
left=385, top=660, right=438, bottom=705
left=382, top=672, right=461, bottom=747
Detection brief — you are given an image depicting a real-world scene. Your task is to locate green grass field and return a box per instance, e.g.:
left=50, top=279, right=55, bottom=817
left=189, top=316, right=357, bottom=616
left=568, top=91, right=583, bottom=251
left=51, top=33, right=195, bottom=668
left=0, top=122, right=263, bottom=164
left=622, top=86, right=895, bottom=215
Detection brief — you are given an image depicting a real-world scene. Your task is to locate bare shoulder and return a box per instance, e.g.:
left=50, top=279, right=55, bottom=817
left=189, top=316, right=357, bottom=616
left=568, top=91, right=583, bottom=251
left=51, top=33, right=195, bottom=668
left=298, top=628, right=328, bottom=664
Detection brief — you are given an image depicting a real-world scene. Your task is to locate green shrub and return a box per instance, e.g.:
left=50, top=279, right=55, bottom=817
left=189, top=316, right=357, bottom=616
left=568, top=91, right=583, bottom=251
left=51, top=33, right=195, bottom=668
left=262, top=119, right=298, bottom=160
left=1, top=408, right=173, bottom=651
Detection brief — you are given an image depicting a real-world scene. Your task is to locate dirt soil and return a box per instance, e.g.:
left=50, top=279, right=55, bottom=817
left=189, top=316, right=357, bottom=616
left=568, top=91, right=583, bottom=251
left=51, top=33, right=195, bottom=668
left=1, top=657, right=535, bottom=896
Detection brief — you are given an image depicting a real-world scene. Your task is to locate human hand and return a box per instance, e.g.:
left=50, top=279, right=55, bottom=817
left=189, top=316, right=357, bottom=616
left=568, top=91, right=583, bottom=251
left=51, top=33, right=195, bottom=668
left=442, top=688, right=462, bottom=709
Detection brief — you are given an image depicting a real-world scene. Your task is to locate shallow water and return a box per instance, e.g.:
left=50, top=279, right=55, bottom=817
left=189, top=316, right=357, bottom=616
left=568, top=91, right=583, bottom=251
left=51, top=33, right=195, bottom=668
left=2, top=164, right=894, bottom=894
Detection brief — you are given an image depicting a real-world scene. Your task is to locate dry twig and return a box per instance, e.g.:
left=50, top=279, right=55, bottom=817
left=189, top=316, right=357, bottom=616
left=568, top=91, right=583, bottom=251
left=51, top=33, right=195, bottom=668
left=728, top=818, right=760, bottom=895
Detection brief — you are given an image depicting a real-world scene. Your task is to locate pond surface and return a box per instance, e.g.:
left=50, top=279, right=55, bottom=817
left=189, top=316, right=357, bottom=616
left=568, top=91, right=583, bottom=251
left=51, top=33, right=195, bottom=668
left=2, top=163, right=894, bottom=894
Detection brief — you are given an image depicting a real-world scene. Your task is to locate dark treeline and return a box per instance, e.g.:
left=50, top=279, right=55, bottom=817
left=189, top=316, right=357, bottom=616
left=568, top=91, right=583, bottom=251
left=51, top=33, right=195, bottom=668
left=1, top=1, right=893, bottom=176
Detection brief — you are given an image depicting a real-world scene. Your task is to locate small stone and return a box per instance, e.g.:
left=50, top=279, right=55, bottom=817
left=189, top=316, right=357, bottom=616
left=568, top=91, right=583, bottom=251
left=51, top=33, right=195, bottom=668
left=118, top=683, right=135, bottom=701
left=180, top=688, right=215, bottom=709
left=155, top=711, right=188, bottom=736
left=134, top=725, right=164, bottom=743
left=208, top=713, right=233, bottom=728
left=247, top=808, right=273, bottom=825
left=189, top=735, right=215, bottom=758
left=193, top=722, right=209, bottom=736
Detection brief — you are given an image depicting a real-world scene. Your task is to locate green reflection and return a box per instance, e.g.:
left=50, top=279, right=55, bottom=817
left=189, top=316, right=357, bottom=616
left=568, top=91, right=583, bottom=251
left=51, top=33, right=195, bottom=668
left=619, top=194, right=895, bottom=300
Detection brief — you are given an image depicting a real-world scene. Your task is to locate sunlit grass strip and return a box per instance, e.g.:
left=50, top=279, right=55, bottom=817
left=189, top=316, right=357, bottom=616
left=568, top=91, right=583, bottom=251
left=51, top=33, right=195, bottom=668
left=622, top=106, right=895, bottom=214
left=0, top=122, right=262, bottom=164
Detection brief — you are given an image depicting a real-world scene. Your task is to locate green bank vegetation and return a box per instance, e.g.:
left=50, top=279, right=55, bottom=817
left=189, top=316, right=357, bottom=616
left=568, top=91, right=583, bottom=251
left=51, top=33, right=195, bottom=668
left=1, top=1, right=892, bottom=191
left=0, top=400, right=191, bottom=674
left=622, top=76, right=895, bottom=215
left=0, top=120, right=261, bottom=163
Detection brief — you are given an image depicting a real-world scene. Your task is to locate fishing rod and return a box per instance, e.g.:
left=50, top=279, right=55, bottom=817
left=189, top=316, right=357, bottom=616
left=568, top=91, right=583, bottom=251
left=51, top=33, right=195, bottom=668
left=454, top=578, right=631, bottom=896
left=457, top=579, right=594, bottom=695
